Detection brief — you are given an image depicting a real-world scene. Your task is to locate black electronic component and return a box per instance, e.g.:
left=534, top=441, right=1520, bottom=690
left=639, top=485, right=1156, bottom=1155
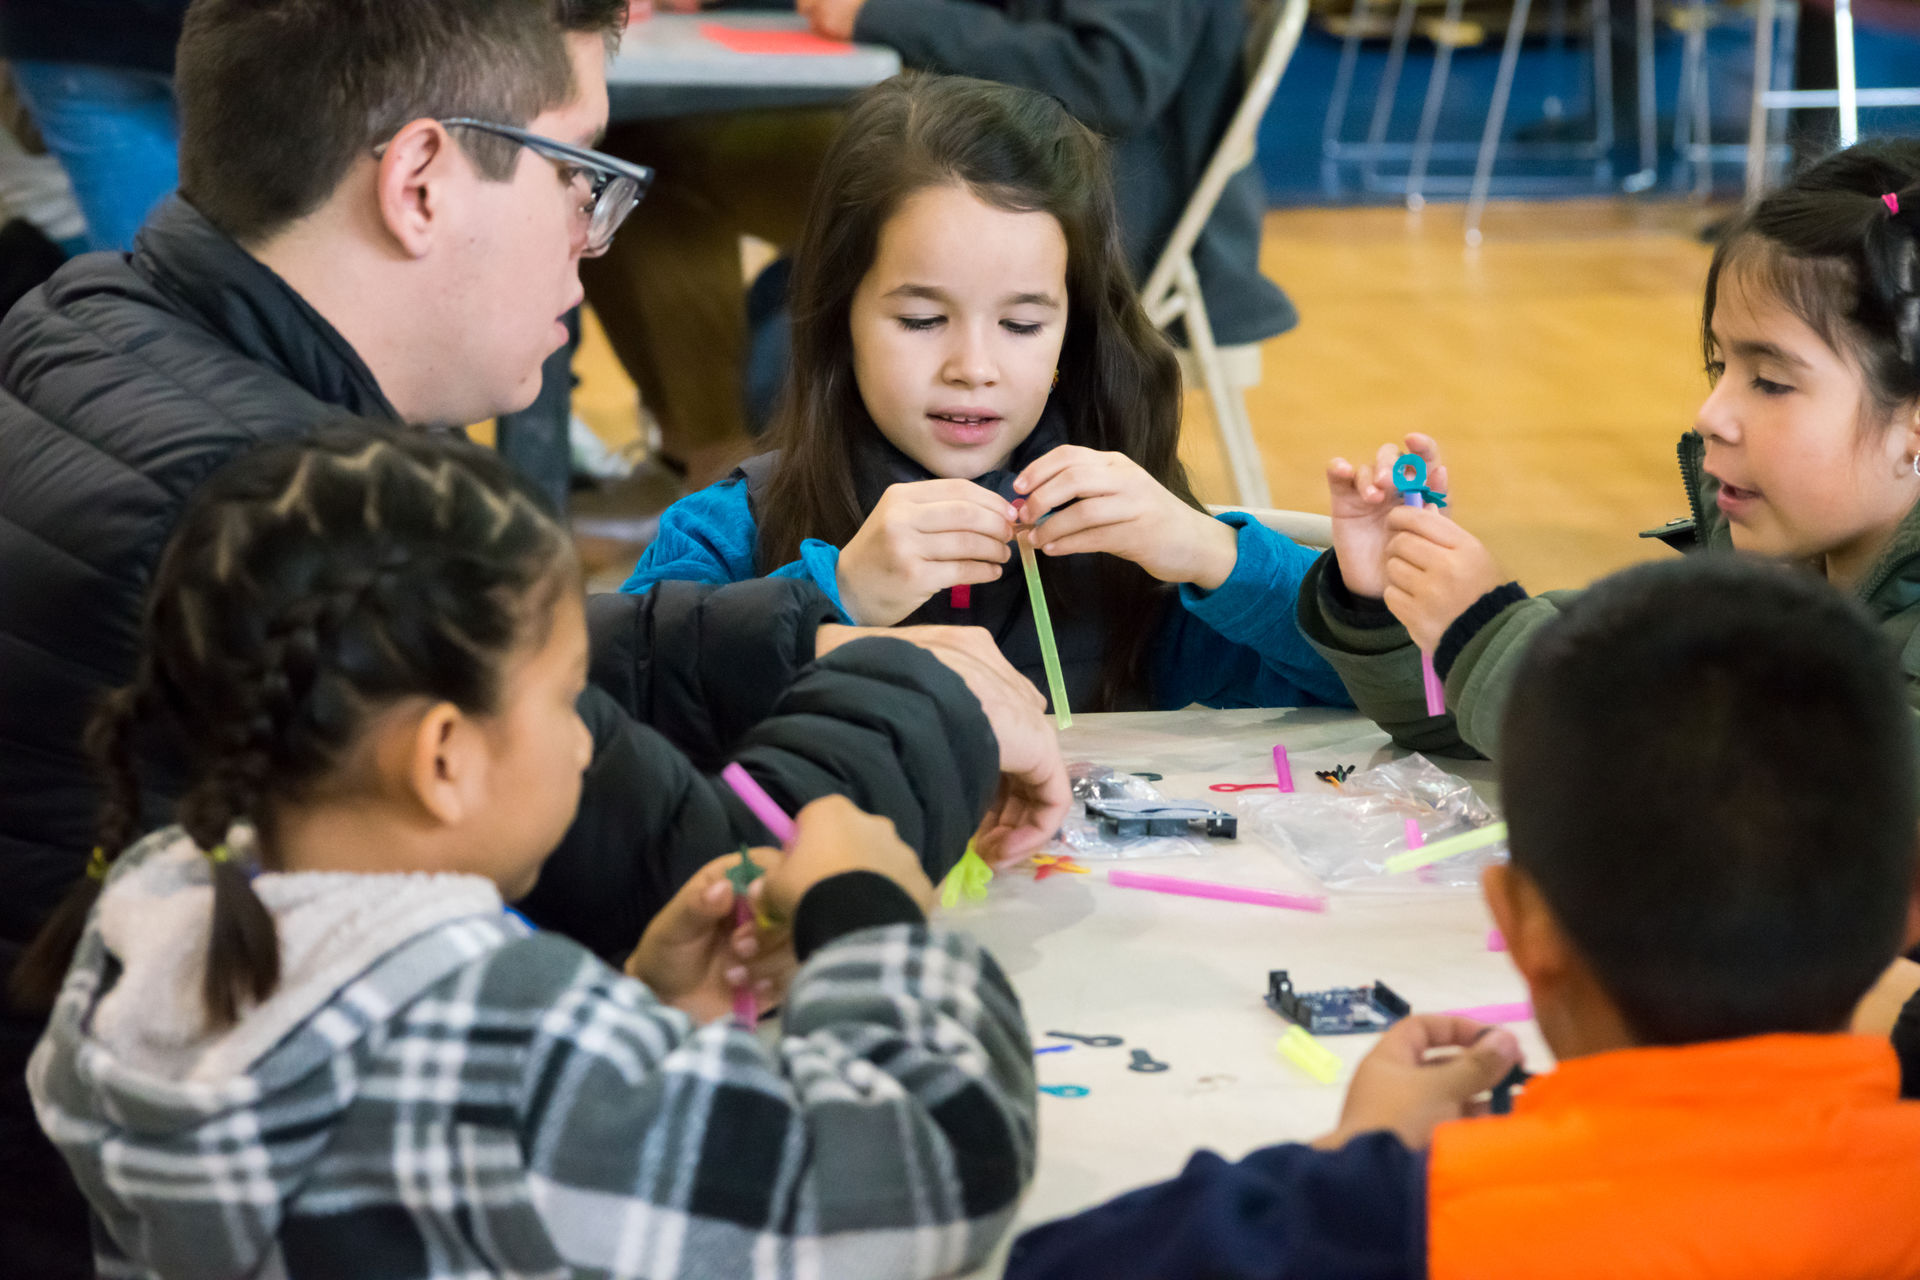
left=1265, top=970, right=1411, bottom=1035
left=1084, top=798, right=1238, bottom=839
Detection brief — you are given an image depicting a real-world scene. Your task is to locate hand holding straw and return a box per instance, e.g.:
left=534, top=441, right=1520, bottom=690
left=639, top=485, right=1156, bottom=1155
left=1390, top=454, right=1449, bottom=718
left=719, top=764, right=797, bottom=1028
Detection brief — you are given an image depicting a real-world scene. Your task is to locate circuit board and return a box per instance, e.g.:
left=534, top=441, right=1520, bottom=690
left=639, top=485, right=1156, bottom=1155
left=1265, top=970, right=1410, bottom=1035
left=1084, top=798, right=1238, bottom=839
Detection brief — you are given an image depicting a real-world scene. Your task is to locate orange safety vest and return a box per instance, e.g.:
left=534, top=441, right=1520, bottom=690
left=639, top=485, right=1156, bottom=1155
left=1429, top=1034, right=1920, bottom=1280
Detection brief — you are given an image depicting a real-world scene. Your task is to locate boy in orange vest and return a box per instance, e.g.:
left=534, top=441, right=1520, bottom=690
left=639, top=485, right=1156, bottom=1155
left=1008, top=555, right=1920, bottom=1280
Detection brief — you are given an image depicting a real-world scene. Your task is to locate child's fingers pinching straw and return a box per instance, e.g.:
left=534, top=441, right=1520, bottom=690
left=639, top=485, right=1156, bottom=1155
left=719, top=764, right=797, bottom=1029
left=1012, top=498, right=1072, bottom=729
left=727, top=856, right=760, bottom=1029
left=1389, top=454, right=1449, bottom=718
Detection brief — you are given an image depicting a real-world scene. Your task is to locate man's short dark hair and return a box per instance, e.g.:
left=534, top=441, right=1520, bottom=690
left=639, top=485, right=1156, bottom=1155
left=176, top=0, right=627, bottom=245
left=1500, top=556, right=1918, bottom=1045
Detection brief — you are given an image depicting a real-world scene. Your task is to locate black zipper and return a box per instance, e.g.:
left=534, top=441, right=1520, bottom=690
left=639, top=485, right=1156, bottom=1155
left=1677, top=433, right=1706, bottom=534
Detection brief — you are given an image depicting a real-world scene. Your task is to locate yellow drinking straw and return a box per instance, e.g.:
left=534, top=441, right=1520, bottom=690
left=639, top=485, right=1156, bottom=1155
left=1013, top=501, right=1072, bottom=728
left=1277, top=1025, right=1343, bottom=1084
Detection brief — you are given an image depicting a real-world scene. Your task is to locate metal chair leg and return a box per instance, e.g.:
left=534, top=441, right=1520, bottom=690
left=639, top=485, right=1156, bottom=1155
left=1465, top=0, right=1534, bottom=243
left=1365, top=0, right=1421, bottom=191
left=1591, top=0, right=1616, bottom=183
left=1835, top=0, right=1859, bottom=146
left=1628, top=0, right=1658, bottom=187
left=1745, top=0, right=1777, bottom=199
left=1321, top=0, right=1374, bottom=196
left=1178, top=257, right=1271, bottom=509
left=1407, top=0, right=1469, bottom=209
left=1690, top=0, right=1713, bottom=198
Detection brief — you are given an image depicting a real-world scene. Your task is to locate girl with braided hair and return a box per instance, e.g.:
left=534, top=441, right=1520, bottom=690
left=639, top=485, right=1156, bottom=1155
left=15, top=424, right=1036, bottom=1280
left=1298, top=138, right=1920, bottom=1099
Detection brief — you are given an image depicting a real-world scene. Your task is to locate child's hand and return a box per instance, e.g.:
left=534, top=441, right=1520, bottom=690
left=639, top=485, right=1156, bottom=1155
left=1014, top=446, right=1240, bottom=589
left=1326, top=434, right=1448, bottom=600
left=761, top=795, right=938, bottom=920
left=797, top=0, right=867, bottom=39
left=1315, top=1015, right=1523, bottom=1152
left=626, top=850, right=797, bottom=1025
left=1382, top=506, right=1507, bottom=650
left=1852, top=956, right=1920, bottom=1036
left=837, top=480, right=1018, bottom=626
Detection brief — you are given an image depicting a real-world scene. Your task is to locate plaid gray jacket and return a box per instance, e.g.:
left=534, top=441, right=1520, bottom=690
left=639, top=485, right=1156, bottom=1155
left=30, top=859, right=1036, bottom=1279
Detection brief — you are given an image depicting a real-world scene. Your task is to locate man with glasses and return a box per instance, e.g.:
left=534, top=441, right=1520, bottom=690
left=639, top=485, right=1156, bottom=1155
left=0, top=2, right=1066, bottom=1273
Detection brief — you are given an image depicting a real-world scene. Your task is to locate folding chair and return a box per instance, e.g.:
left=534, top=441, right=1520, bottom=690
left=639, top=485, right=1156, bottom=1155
left=1208, top=504, right=1336, bottom=548
left=1745, top=0, right=1920, bottom=197
left=1140, top=0, right=1310, bottom=510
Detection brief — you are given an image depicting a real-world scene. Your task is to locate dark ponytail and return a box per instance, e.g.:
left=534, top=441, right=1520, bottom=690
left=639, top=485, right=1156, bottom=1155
left=1704, top=141, right=1920, bottom=422
left=11, top=423, right=574, bottom=1027
left=9, top=687, right=146, bottom=1013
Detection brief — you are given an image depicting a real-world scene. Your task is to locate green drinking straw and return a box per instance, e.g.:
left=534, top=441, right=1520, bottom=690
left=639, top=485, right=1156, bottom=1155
left=1382, top=821, right=1508, bottom=876
left=1015, top=520, right=1072, bottom=728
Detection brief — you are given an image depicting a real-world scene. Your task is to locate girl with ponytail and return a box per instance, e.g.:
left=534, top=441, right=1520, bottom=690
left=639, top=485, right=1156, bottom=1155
left=1298, top=139, right=1920, bottom=1099
left=1304, top=138, right=1920, bottom=758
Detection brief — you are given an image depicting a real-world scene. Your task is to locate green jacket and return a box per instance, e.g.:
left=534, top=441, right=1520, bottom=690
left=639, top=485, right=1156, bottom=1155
left=1297, top=432, right=1920, bottom=758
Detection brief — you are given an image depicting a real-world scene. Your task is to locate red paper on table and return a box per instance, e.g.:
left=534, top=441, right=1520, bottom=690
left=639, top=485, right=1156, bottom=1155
left=698, top=23, right=853, bottom=55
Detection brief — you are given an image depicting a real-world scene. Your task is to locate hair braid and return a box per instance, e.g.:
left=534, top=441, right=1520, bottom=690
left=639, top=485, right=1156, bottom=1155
left=8, top=683, right=149, bottom=1013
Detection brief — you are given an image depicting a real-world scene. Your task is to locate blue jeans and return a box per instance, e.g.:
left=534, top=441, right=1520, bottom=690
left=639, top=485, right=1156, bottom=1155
left=11, top=61, right=179, bottom=253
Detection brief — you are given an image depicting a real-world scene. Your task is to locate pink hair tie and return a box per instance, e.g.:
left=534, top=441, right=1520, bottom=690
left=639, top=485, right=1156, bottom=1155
left=1884, top=192, right=1901, bottom=216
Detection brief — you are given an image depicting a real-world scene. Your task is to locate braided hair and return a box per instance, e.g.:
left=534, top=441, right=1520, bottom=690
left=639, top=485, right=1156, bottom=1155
left=12, top=423, right=575, bottom=1026
left=1704, top=139, right=1920, bottom=426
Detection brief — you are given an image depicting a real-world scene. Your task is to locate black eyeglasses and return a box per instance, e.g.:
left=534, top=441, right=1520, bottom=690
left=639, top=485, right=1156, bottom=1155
left=378, top=118, right=654, bottom=256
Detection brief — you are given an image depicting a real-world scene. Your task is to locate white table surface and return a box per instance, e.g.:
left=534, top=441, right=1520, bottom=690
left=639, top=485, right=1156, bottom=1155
left=608, top=13, right=901, bottom=88
left=952, top=707, right=1551, bottom=1277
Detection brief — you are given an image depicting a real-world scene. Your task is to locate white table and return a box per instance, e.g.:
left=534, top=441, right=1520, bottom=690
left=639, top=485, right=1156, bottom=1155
left=953, top=707, right=1552, bottom=1276
left=607, top=13, right=901, bottom=120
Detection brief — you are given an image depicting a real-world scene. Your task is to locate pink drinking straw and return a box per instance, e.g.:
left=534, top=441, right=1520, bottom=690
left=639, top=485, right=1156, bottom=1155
left=721, top=762, right=797, bottom=845
left=1272, top=744, right=1294, bottom=792
left=1403, top=817, right=1425, bottom=850
left=1487, top=928, right=1507, bottom=951
left=720, top=764, right=798, bottom=1029
left=1443, top=1001, right=1532, bottom=1023
left=1107, top=869, right=1326, bottom=913
left=1401, top=490, right=1447, bottom=717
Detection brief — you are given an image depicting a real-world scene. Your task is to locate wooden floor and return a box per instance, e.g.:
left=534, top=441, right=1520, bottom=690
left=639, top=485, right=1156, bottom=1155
left=573, top=197, right=1724, bottom=593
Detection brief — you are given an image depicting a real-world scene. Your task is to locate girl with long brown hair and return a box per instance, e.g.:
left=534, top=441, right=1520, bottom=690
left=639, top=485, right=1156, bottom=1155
left=627, top=72, right=1347, bottom=713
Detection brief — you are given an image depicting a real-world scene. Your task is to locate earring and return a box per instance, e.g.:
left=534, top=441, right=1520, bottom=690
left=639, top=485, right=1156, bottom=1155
left=1051, top=369, right=1060, bottom=389
left=1911, top=453, right=1919, bottom=478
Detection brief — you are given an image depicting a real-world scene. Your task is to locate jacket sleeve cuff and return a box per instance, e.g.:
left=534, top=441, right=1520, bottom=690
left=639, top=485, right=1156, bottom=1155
left=770, top=541, right=854, bottom=624
left=1434, top=582, right=1528, bottom=680
left=793, top=870, right=928, bottom=962
left=1176, top=513, right=1316, bottom=634
left=1320, top=554, right=1398, bottom=630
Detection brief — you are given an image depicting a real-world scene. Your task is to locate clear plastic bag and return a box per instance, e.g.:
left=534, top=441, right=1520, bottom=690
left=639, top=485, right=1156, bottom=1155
left=1048, top=762, right=1217, bottom=860
left=1237, top=753, right=1506, bottom=890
